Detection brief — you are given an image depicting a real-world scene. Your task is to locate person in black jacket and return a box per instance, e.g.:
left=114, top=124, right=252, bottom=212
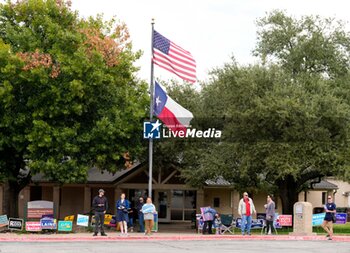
left=136, top=197, right=145, bottom=232
left=92, top=189, right=109, bottom=236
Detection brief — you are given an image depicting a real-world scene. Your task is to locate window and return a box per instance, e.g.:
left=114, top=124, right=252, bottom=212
left=170, top=190, right=196, bottom=221
left=213, top=197, right=220, bottom=208
left=30, top=186, right=42, bottom=201
left=322, top=192, right=327, bottom=205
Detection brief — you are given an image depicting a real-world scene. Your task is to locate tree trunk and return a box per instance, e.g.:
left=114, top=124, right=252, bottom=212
left=3, top=181, right=21, bottom=218
left=277, top=175, right=300, bottom=215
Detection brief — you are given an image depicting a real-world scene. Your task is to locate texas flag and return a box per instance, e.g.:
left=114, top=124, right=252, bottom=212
left=153, top=81, right=193, bottom=133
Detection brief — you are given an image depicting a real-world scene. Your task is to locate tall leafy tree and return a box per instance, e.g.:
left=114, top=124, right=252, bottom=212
left=0, top=0, right=148, bottom=216
left=254, top=10, right=350, bottom=78
left=189, top=63, right=350, bottom=214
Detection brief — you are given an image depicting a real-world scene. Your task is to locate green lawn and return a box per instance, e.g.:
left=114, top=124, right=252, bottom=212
left=228, top=222, right=350, bottom=235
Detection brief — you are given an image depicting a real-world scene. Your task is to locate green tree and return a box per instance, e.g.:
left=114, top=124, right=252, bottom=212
left=182, top=60, right=350, bottom=214
left=0, top=0, right=148, bottom=216
left=180, top=11, right=350, bottom=214
left=254, top=10, right=350, bottom=78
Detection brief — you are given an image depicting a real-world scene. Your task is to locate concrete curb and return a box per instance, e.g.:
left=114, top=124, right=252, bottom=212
left=1, top=235, right=350, bottom=242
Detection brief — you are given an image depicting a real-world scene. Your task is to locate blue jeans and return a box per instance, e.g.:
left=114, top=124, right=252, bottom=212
left=241, top=215, right=252, bottom=235
left=128, top=217, right=133, bottom=227
left=138, top=212, right=144, bottom=232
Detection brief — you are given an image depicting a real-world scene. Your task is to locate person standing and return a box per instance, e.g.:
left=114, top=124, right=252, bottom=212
left=264, top=195, right=275, bottom=235
left=92, top=189, right=108, bottom=236
left=214, top=213, right=222, bottom=235
left=136, top=197, right=145, bottom=233
left=202, top=206, right=217, bottom=234
left=238, top=192, right=256, bottom=235
left=322, top=195, right=336, bottom=240
left=141, top=197, right=156, bottom=236
left=116, top=193, right=130, bottom=236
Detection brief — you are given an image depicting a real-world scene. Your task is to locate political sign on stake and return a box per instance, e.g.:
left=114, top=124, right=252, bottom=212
left=8, top=218, right=23, bottom=230
left=26, top=221, right=42, bottom=232
left=335, top=213, right=347, bottom=224
left=40, top=217, right=56, bottom=230
left=0, top=215, right=8, bottom=227
left=58, top=221, right=73, bottom=232
left=77, top=214, right=89, bottom=227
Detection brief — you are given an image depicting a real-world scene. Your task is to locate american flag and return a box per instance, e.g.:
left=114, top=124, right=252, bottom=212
left=153, top=30, right=196, bottom=83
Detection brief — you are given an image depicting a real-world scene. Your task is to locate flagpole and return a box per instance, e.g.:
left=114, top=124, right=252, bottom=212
left=148, top=18, right=155, bottom=199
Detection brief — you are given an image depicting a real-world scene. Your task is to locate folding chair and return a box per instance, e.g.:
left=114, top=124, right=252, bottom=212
left=220, top=214, right=235, bottom=234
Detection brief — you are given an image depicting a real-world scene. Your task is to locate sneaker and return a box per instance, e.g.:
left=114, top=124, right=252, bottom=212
left=326, top=234, right=330, bottom=238
left=93, top=233, right=98, bottom=236
left=328, top=237, right=332, bottom=240
left=101, top=233, right=107, bottom=236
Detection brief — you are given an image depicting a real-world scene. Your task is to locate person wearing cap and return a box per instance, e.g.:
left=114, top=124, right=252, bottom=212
left=238, top=192, right=256, bottom=235
left=92, top=189, right=109, bottom=236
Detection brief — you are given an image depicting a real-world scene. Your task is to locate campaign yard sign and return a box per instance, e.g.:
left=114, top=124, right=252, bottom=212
left=26, top=221, right=42, bottom=232
left=58, top=221, right=73, bottom=232
left=278, top=215, right=293, bottom=227
left=200, top=207, right=211, bottom=221
left=8, top=218, right=23, bottom=231
left=335, top=213, right=347, bottom=224
left=104, top=214, right=113, bottom=225
left=40, top=217, right=56, bottom=230
left=77, top=214, right=89, bottom=227
left=312, top=213, right=326, bottom=226
left=0, top=215, right=8, bottom=227
left=64, top=215, right=75, bottom=222
left=236, top=218, right=264, bottom=229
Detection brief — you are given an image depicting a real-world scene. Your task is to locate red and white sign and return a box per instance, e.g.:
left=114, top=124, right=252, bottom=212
left=25, top=221, right=42, bottom=232
left=278, top=215, right=293, bottom=226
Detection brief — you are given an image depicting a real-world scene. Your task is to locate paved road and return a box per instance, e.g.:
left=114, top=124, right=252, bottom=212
left=0, top=240, right=349, bottom=253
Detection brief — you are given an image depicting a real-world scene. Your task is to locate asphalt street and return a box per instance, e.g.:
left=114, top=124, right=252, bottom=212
left=0, top=240, right=349, bottom=253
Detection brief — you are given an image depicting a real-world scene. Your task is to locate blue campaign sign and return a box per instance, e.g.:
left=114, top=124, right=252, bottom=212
left=77, top=214, right=89, bottom=227
left=0, top=215, right=8, bottom=226
left=312, top=213, right=326, bottom=226
left=40, top=218, right=56, bottom=229
left=236, top=218, right=264, bottom=229
left=335, top=213, right=347, bottom=224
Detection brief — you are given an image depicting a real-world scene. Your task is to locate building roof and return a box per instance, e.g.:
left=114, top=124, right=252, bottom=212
left=312, top=180, right=338, bottom=190
left=205, top=176, right=231, bottom=187
left=31, top=162, right=141, bottom=184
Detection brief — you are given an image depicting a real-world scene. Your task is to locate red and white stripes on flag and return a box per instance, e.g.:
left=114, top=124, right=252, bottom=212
left=152, top=30, right=196, bottom=83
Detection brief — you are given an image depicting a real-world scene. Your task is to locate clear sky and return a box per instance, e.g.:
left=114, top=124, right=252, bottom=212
left=8, top=0, right=350, bottom=83
left=70, top=0, right=350, bottom=83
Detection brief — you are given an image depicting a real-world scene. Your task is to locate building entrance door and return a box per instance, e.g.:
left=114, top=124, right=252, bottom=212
left=156, top=190, right=170, bottom=222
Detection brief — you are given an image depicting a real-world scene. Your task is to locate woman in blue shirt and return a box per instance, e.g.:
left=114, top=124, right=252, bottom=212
left=321, top=195, right=336, bottom=240
left=141, top=197, right=157, bottom=236
left=116, top=193, right=130, bottom=236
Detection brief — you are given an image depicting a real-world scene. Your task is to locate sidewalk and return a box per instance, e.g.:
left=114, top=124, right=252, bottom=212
left=1, top=232, right=350, bottom=242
